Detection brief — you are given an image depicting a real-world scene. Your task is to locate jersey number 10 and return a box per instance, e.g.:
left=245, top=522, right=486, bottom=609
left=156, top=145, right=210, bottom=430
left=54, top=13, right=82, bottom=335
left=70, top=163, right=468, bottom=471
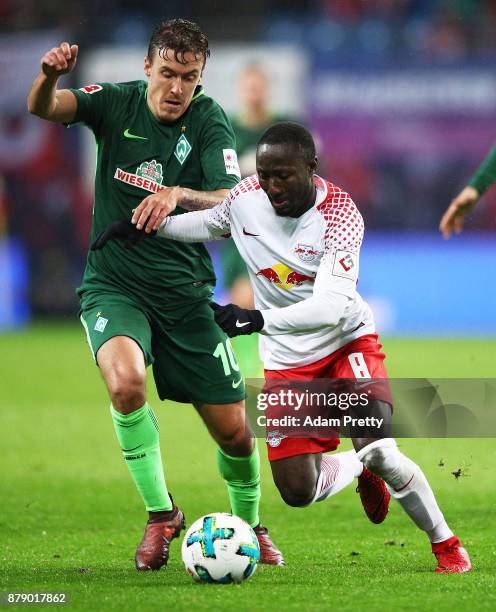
left=213, top=340, right=240, bottom=376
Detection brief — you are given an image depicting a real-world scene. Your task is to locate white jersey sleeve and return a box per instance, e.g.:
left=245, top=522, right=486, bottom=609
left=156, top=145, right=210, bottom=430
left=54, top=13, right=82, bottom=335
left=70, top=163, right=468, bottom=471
left=261, top=189, right=364, bottom=335
left=157, top=191, right=234, bottom=242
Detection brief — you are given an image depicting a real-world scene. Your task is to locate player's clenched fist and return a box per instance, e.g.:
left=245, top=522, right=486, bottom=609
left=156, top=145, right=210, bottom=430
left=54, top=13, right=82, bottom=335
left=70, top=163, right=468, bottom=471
left=41, top=42, right=78, bottom=77
left=131, top=186, right=184, bottom=232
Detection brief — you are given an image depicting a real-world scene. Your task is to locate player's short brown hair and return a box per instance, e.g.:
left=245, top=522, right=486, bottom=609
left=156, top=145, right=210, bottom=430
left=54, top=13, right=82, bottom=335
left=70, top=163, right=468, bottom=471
left=147, top=19, right=210, bottom=66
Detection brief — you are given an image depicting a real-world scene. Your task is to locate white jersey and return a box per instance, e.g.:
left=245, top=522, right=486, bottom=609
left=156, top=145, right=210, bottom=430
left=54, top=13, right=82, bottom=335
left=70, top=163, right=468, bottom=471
left=159, top=174, right=375, bottom=370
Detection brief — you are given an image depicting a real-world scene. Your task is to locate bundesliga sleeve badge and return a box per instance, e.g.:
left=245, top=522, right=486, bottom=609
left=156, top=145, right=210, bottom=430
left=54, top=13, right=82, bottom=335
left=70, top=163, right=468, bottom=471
left=332, top=250, right=358, bottom=281
left=79, top=84, right=103, bottom=94
left=223, top=149, right=241, bottom=178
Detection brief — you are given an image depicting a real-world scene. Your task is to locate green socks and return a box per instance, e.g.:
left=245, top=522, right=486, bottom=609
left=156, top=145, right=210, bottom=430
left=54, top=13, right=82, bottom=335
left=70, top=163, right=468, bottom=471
left=217, top=443, right=261, bottom=528
left=111, top=403, right=261, bottom=522
left=110, top=403, right=172, bottom=512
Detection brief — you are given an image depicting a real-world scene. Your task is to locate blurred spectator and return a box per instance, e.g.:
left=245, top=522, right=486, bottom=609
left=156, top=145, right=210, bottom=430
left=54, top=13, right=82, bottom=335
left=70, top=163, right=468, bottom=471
left=223, top=65, right=296, bottom=309
left=230, top=65, right=293, bottom=177
left=420, top=12, right=468, bottom=61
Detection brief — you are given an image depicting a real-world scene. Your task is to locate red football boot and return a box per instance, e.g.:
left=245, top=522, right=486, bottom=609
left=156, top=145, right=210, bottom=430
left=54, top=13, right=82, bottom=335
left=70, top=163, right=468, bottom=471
left=135, top=505, right=186, bottom=571
left=356, top=466, right=390, bottom=524
left=432, top=536, right=472, bottom=573
left=253, top=524, right=285, bottom=566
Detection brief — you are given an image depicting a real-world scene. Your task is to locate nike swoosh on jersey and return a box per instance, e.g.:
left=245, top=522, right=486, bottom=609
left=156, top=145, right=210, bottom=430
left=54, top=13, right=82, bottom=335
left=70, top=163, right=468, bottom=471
left=123, top=128, right=148, bottom=140
left=232, top=378, right=243, bottom=388
left=243, top=227, right=260, bottom=236
left=235, top=320, right=251, bottom=328
left=345, top=321, right=366, bottom=335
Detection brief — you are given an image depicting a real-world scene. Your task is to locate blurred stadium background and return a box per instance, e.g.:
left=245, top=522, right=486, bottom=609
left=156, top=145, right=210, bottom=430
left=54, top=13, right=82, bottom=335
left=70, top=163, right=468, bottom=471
left=1, top=0, right=496, bottom=336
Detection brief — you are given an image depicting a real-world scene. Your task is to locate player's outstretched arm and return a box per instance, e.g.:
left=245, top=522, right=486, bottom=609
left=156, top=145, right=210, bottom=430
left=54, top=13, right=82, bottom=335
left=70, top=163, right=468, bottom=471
left=131, top=188, right=230, bottom=233
left=210, top=288, right=349, bottom=339
left=211, top=260, right=351, bottom=339
left=439, top=186, right=479, bottom=239
left=27, top=41, right=78, bottom=123
left=157, top=206, right=230, bottom=242
left=440, top=144, right=496, bottom=238
left=91, top=206, right=230, bottom=251
left=134, top=188, right=233, bottom=241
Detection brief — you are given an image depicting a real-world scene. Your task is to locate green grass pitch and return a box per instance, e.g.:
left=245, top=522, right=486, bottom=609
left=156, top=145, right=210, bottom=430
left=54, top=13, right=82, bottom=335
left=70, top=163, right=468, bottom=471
left=1, top=324, right=495, bottom=611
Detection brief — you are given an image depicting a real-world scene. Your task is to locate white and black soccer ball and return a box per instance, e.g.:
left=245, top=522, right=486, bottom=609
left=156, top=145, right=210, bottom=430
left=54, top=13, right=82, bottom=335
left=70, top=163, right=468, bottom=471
left=181, top=513, right=260, bottom=584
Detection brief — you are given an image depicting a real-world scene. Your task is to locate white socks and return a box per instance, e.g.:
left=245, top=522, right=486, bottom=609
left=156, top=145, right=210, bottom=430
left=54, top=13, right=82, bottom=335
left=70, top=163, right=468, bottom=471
left=357, top=438, right=454, bottom=543
left=312, top=450, right=364, bottom=504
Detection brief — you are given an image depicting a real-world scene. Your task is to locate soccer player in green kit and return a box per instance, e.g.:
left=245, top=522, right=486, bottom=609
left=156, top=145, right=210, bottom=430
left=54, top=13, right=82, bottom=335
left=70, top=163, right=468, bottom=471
left=27, top=19, right=283, bottom=570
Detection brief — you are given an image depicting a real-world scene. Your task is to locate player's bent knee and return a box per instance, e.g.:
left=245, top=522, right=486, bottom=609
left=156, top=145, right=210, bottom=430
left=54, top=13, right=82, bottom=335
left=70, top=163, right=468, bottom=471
left=105, top=369, right=146, bottom=414
left=277, top=483, right=316, bottom=508
left=270, top=454, right=320, bottom=507
left=217, top=428, right=254, bottom=457
left=110, top=390, right=146, bottom=414
left=197, top=401, right=253, bottom=456
left=272, top=469, right=316, bottom=507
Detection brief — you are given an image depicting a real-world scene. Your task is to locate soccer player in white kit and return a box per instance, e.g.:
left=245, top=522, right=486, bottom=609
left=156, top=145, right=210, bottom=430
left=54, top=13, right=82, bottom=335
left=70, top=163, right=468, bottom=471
left=98, top=122, right=471, bottom=573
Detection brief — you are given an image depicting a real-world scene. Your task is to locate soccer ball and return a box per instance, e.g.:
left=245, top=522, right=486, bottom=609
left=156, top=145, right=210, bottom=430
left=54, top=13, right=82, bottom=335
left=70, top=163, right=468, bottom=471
left=181, top=513, right=260, bottom=584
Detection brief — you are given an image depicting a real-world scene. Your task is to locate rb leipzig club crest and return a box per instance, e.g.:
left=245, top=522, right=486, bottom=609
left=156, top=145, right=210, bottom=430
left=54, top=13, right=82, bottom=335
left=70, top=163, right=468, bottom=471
left=294, top=243, right=321, bottom=262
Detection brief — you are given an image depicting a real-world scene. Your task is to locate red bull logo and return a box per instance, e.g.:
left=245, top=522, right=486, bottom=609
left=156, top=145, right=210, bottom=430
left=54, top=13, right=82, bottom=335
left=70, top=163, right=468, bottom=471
left=256, top=263, right=315, bottom=289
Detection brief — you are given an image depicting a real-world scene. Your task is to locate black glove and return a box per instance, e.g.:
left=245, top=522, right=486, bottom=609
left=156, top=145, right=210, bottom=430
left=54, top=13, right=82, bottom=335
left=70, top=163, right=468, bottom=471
left=210, top=302, right=264, bottom=337
left=90, top=219, right=156, bottom=250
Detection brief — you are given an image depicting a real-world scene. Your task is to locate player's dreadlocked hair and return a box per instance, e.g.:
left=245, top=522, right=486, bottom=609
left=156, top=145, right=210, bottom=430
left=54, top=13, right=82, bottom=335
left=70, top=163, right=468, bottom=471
left=147, top=19, right=210, bottom=66
left=258, top=122, right=316, bottom=164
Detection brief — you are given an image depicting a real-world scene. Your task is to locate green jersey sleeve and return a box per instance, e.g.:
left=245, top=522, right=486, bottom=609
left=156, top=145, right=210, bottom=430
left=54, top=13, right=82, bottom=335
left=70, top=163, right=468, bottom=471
left=198, top=104, right=241, bottom=192
left=68, top=82, right=120, bottom=136
left=468, top=144, right=496, bottom=195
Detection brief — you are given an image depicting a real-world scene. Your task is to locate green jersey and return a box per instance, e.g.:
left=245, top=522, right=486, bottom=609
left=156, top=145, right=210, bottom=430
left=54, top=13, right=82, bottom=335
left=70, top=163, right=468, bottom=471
left=70, top=80, right=240, bottom=308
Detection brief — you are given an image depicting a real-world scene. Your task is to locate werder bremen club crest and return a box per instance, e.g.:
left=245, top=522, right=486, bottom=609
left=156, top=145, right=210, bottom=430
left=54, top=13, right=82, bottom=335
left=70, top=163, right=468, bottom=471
left=174, top=134, right=192, bottom=165
left=136, top=160, right=163, bottom=184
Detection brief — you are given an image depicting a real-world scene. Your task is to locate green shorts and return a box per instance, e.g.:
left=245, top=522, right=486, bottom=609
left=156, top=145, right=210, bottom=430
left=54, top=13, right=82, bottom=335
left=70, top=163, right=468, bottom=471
left=79, top=289, right=245, bottom=404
